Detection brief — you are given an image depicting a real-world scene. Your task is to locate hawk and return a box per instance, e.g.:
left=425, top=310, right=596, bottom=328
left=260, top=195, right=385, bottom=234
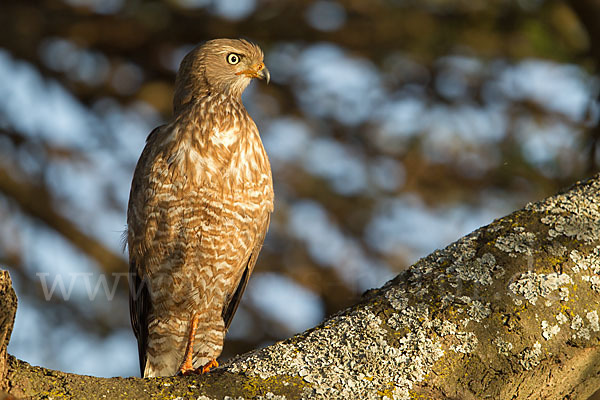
left=127, top=39, right=273, bottom=378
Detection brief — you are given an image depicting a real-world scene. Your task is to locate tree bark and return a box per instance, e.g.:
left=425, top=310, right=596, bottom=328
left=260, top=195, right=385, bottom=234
left=4, top=174, right=600, bottom=399
left=0, top=271, right=17, bottom=393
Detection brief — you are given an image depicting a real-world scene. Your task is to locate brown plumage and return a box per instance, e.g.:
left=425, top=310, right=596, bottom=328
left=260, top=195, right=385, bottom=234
left=127, top=38, right=273, bottom=378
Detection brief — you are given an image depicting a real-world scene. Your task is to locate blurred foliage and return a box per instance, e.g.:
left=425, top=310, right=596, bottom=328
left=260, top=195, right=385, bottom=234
left=0, top=0, right=599, bottom=377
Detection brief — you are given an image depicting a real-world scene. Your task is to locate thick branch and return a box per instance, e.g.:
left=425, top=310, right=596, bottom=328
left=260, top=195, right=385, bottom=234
left=5, top=174, right=600, bottom=399
left=0, top=272, right=16, bottom=392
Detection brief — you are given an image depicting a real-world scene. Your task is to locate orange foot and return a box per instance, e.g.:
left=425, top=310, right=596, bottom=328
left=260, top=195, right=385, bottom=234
left=197, top=358, right=219, bottom=374
left=180, top=358, right=219, bottom=376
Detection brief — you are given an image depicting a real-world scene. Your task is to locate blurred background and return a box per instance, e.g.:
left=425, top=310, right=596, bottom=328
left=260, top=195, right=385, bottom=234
left=0, top=0, right=599, bottom=379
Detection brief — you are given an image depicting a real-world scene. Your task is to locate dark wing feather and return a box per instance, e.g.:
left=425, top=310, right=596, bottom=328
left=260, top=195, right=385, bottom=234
left=222, top=215, right=270, bottom=331
left=129, top=259, right=151, bottom=376
left=127, top=126, right=163, bottom=376
left=222, top=257, right=252, bottom=331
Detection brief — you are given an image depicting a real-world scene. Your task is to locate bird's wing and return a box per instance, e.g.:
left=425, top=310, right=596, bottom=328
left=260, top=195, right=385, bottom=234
left=129, top=258, right=151, bottom=375
left=127, top=125, right=164, bottom=376
left=222, top=214, right=271, bottom=331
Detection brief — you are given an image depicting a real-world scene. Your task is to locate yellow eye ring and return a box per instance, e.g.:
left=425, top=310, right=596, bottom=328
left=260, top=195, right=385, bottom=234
left=227, top=53, right=241, bottom=65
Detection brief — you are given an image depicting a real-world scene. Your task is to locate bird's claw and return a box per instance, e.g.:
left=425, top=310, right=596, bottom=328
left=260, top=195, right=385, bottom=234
left=178, top=358, right=218, bottom=376
left=198, top=358, right=219, bottom=374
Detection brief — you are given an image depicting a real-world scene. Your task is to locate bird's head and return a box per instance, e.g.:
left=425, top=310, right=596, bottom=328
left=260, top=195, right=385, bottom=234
left=173, top=38, right=269, bottom=112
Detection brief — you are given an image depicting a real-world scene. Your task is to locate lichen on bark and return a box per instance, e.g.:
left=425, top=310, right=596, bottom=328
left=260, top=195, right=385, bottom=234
left=2, top=174, right=600, bottom=399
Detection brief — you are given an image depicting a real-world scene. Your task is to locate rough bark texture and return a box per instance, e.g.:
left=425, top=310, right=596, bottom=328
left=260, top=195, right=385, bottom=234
left=5, top=174, right=600, bottom=399
left=0, top=272, right=17, bottom=392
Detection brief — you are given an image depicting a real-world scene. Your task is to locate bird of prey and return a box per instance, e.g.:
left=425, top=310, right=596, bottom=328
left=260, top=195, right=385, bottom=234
left=127, top=38, right=273, bottom=378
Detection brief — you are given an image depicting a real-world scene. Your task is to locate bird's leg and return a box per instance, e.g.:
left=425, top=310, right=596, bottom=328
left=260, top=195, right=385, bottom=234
left=179, top=313, right=198, bottom=375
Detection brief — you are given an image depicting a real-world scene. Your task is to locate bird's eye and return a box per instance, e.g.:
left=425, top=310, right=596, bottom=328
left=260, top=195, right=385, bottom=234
left=227, top=53, right=241, bottom=65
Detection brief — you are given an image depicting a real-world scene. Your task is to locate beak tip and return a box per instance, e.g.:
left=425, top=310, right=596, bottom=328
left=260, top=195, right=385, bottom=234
left=260, top=67, right=270, bottom=84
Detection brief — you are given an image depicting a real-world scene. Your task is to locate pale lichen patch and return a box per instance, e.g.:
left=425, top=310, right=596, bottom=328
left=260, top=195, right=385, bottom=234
left=508, top=271, right=573, bottom=306
left=569, top=314, right=591, bottom=341
left=466, top=299, right=491, bottom=323
left=571, top=315, right=584, bottom=330
left=385, top=287, right=408, bottom=310
left=452, top=253, right=499, bottom=286
left=548, top=242, right=568, bottom=257
left=526, top=178, right=600, bottom=243
left=541, top=213, right=600, bottom=242
left=580, top=275, right=600, bottom=292
left=493, top=337, right=513, bottom=356
left=495, top=232, right=536, bottom=258
left=431, top=319, right=457, bottom=337
left=433, top=231, right=501, bottom=288
left=529, top=180, right=600, bottom=242
left=440, top=294, right=491, bottom=328
left=487, top=222, right=504, bottom=233
left=565, top=310, right=600, bottom=341
left=513, top=297, right=523, bottom=306
left=450, top=332, right=478, bottom=354
left=573, top=327, right=591, bottom=341
left=519, top=342, right=542, bottom=370
left=570, top=247, right=600, bottom=292
left=541, top=320, right=560, bottom=340
left=570, top=248, right=600, bottom=273
left=586, top=310, right=599, bottom=332
left=556, top=313, right=568, bottom=325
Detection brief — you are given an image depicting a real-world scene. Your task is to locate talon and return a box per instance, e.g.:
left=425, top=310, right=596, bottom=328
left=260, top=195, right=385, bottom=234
left=199, top=358, right=219, bottom=374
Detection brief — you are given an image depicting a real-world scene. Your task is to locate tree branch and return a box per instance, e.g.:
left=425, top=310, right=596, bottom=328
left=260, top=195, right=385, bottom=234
left=0, top=272, right=16, bottom=392
left=4, top=173, right=600, bottom=399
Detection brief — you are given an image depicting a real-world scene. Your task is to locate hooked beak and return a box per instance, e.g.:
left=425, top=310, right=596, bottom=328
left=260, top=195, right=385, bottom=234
left=258, top=66, right=270, bottom=84
left=236, top=62, right=270, bottom=84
